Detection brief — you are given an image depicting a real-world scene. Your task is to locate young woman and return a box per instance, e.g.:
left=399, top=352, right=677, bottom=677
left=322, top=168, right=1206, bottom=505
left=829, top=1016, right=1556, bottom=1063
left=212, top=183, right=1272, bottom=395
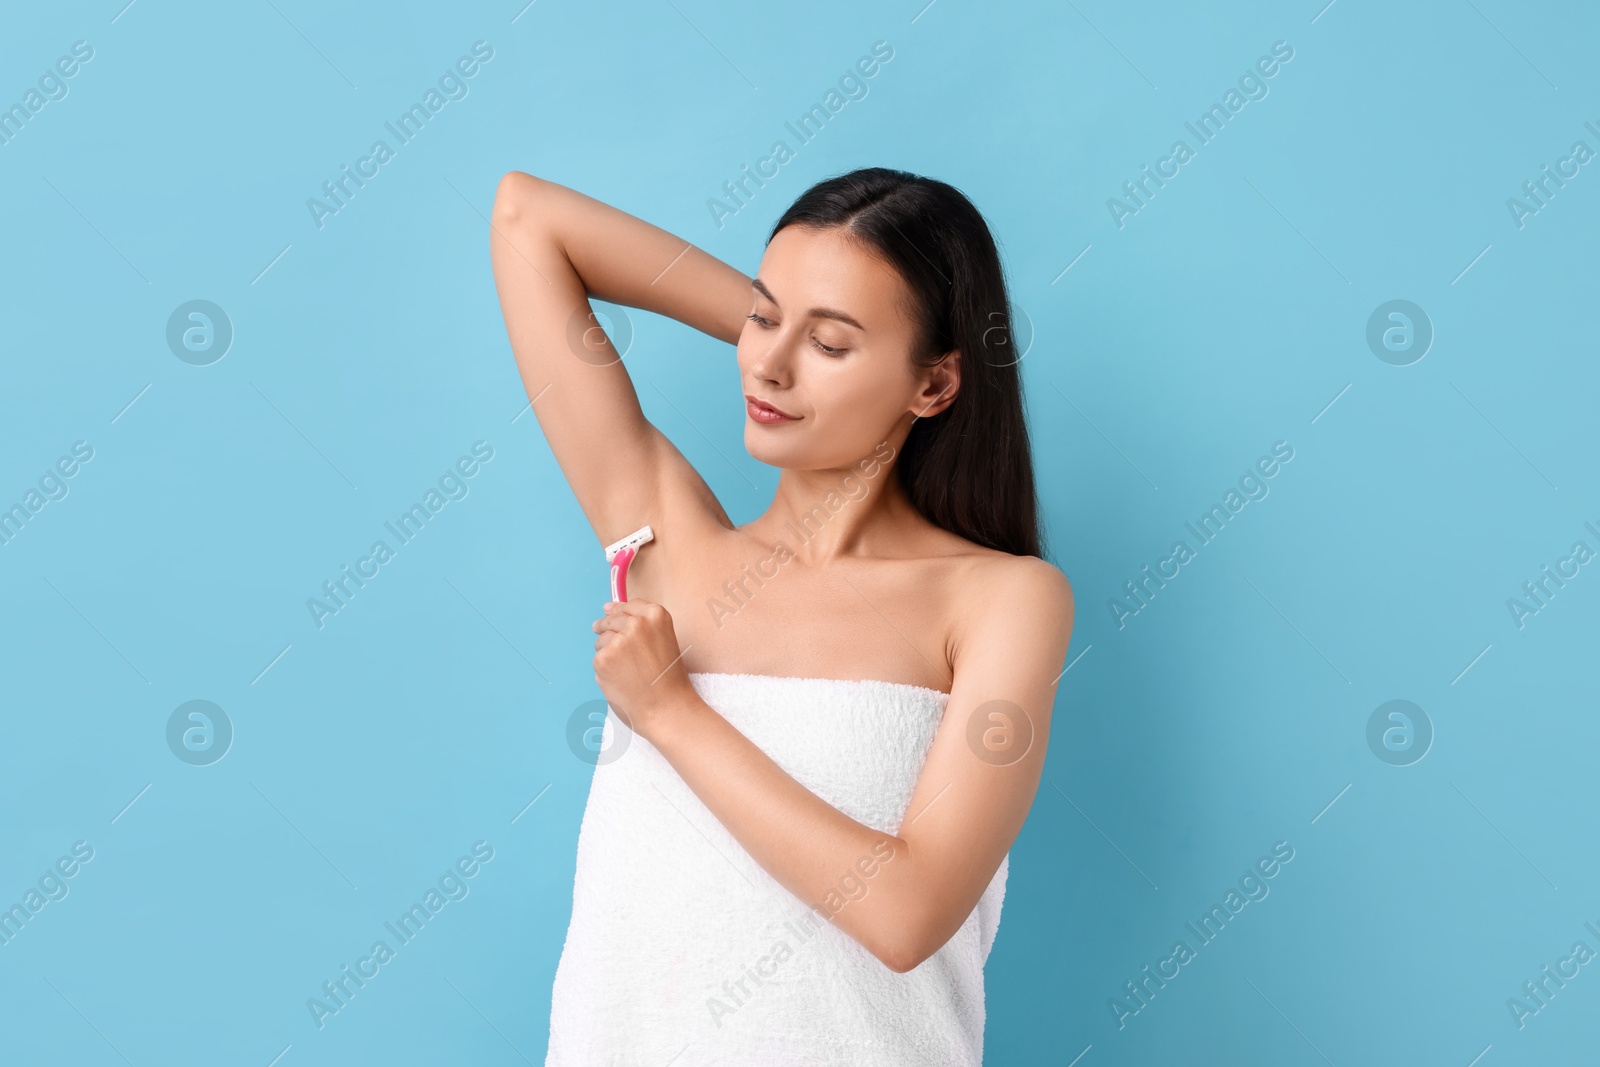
left=490, top=166, right=1074, bottom=1065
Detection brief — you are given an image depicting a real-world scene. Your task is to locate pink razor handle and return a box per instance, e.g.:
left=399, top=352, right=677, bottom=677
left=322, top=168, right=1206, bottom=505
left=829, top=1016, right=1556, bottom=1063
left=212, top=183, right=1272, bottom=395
left=604, top=525, right=655, bottom=604
left=609, top=546, right=636, bottom=603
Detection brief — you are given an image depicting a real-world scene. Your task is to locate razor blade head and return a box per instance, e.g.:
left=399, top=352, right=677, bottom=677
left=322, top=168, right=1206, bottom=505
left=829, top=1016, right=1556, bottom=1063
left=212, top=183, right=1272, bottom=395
left=604, top=524, right=655, bottom=562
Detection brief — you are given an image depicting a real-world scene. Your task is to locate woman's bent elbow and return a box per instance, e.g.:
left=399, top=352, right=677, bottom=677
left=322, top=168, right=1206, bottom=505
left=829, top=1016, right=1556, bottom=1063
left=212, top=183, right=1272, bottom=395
left=493, top=170, right=544, bottom=225
left=879, top=940, right=929, bottom=975
left=872, top=921, right=931, bottom=975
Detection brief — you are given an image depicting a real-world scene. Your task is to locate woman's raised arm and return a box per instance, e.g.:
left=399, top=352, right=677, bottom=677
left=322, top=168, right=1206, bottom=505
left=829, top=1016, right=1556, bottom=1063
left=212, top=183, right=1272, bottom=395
left=489, top=172, right=750, bottom=549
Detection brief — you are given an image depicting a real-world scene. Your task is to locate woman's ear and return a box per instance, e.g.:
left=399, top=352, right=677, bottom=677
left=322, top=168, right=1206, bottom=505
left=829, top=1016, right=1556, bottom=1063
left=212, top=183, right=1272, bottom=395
left=913, top=349, right=961, bottom=417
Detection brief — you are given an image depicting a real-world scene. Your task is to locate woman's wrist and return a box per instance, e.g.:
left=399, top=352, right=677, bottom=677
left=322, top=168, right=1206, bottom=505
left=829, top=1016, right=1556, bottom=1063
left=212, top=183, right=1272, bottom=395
left=636, top=683, right=712, bottom=753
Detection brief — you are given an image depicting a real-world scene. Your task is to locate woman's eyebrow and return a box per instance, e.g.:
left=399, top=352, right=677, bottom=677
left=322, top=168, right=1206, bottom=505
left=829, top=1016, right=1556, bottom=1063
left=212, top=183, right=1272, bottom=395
left=751, top=277, right=865, bottom=331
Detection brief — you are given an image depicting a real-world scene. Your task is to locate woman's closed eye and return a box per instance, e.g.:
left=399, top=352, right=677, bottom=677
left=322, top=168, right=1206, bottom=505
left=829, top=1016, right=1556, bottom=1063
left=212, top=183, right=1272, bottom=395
left=746, top=312, right=847, bottom=356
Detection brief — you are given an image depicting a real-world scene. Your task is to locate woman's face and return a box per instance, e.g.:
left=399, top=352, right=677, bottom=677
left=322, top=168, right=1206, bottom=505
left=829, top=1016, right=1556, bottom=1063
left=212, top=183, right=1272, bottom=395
left=737, top=224, right=958, bottom=470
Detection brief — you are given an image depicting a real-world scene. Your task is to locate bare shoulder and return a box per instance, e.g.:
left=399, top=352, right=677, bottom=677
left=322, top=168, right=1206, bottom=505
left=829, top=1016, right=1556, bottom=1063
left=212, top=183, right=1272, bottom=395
left=936, top=540, right=1074, bottom=668
left=936, top=537, right=1073, bottom=618
left=996, top=553, right=1073, bottom=613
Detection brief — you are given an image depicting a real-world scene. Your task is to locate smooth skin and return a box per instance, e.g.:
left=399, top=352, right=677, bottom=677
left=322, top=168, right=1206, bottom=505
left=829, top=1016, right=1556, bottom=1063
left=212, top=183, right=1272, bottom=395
left=490, top=171, right=1074, bottom=974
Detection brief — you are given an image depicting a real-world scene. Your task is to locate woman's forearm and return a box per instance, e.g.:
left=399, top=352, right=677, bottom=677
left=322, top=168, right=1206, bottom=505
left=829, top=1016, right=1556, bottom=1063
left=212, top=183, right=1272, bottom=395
left=643, top=688, right=926, bottom=974
left=511, top=173, right=752, bottom=346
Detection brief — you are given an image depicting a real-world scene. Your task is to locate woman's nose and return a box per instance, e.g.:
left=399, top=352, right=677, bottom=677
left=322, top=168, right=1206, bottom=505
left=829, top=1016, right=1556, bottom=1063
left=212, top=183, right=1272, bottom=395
left=748, top=335, right=792, bottom=385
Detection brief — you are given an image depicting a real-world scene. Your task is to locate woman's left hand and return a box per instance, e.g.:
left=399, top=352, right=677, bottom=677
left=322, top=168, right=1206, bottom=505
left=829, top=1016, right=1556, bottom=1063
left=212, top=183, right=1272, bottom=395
left=592, top=599, right=696, bottom=740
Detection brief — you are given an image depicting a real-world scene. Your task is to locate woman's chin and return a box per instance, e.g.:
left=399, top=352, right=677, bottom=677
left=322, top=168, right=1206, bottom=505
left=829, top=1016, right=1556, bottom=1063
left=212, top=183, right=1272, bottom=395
left=744, top=429, right=804, bottom=468
left=744, top=432, right=779, bottom=465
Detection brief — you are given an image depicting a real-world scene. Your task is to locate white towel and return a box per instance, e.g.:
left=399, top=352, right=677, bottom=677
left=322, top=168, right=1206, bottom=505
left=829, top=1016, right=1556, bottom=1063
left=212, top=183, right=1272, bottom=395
left=545, top=671, right=1009, bottom=1066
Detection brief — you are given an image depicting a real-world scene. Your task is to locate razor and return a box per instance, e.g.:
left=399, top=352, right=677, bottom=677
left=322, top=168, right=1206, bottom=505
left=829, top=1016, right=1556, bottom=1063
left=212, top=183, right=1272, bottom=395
left=603, top=524, right=654, bottom=603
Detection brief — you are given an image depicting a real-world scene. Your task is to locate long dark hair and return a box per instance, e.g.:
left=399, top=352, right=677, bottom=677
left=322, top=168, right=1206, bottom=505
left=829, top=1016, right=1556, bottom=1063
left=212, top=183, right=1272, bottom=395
left=768, top=167, right=1045, bottom=560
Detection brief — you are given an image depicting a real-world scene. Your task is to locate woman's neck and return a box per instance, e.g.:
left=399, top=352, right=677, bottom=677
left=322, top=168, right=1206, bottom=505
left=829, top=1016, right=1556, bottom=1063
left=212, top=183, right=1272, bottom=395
left=752, top=459, right=923, bottom=565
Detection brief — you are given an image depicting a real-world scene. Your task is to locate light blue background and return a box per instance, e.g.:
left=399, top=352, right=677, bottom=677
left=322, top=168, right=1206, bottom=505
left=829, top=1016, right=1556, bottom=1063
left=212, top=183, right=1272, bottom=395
left=2, top=0, right=1596, bottom=1063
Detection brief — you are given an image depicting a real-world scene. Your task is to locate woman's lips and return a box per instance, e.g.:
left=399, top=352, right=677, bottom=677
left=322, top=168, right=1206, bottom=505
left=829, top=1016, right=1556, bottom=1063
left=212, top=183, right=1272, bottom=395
left=745, top=396, right=799, bottom=424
